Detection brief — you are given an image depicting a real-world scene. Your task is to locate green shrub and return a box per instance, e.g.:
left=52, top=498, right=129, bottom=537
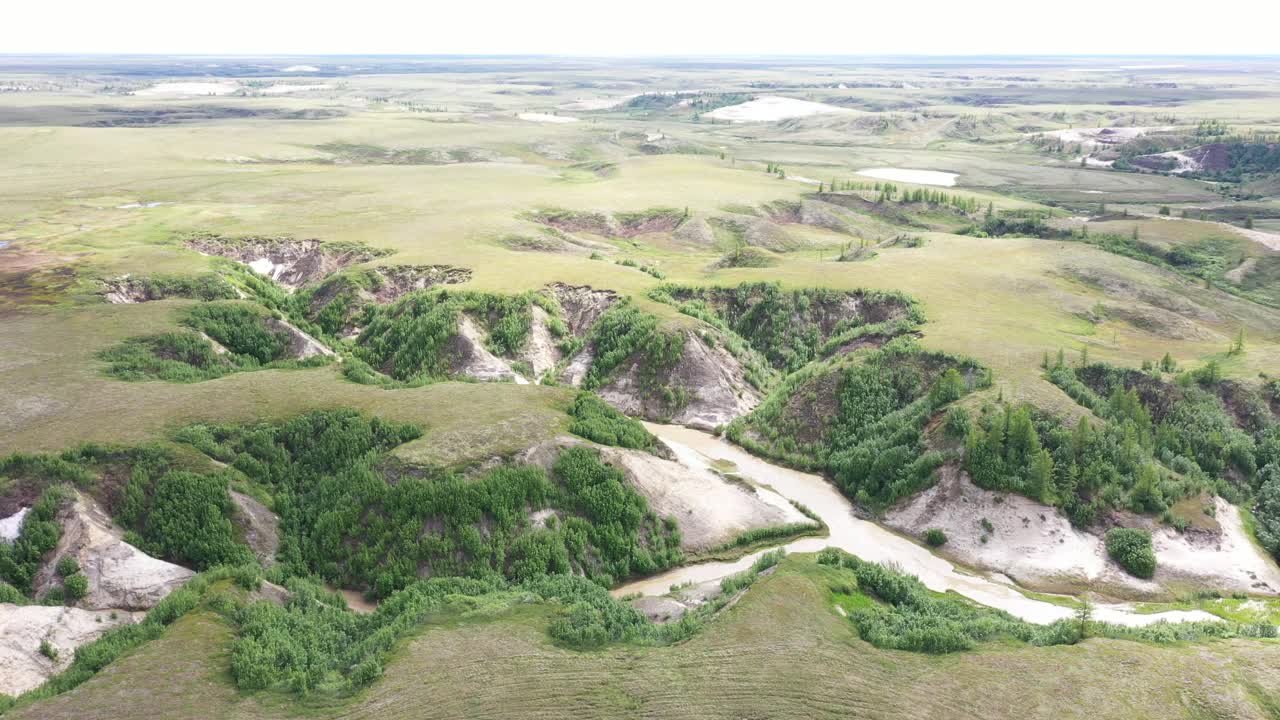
left=0, top=486, right=68, bottom=595
left=123, top=470, right=255, bottom=570
left=566, top=392, right=657, bottom=451
left=54, top=556, right=79, bottom=578
left=182, top=302, right=288, bottom=364
left=1106, top=528, right=1157, bottom=578
left=62, top=573, right=88, bottom=601
left=924, top=528, right=947, bottom=547
left=38, top=640, right=57, bottom=661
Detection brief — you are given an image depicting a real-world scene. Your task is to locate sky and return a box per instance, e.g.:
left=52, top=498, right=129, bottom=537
left=4, top=0, right=1279, bottom=56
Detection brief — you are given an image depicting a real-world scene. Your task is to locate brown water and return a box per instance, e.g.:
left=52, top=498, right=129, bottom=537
left=614, top=423, right=1218, bottom=627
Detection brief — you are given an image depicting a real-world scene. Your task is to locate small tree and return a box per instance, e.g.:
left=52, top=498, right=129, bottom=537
left=1231, top=328, right=1246, bottom=356
left=1074, top=595, right=1094, bottom=640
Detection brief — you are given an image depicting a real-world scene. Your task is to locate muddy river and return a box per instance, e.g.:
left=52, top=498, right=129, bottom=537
left=614, top=423, right=1217, bottom=627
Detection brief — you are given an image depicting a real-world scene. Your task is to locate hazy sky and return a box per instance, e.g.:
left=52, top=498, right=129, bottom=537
left=5, top=0, right=1279, bottom=56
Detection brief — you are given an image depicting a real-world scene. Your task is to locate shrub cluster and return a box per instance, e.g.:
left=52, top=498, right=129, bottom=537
left=1105, top=528, right=1157, bottom=578
left=566, top=392, right=658, bottom=451
left=178, top=410, right=681, bottom=598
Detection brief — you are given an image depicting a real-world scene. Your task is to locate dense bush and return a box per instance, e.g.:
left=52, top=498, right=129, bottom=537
left=728, top=340, right=985, bottom=510
left=924, top=528, right=947, bottom=547
left=1256, top=463, right=1280, bottom=556
left=566, top=392, right=658, bottom=451
left=650, top=282, right=923, bottom=374
left=817, top=548, right=1079, bottom=652
left=182, top=302, right=289, bottom=364
left=179, top=410, right=680, bottom=598
left=1105, top=528, right=1157, bottom=578
left=0, top=487, right=67, bottom=595
left=106, top=273, right=238, bottom=302
left=115, top=469, right=254, bottom=570
left=579, top=300, right=682, bottom=391
left=351, top=289, right=538, bottom=384
left=231, top=551, right=779, bottom=696
left=98, top=332, right=235, bottom=382
left=1033, top=360, right=1275, bottom=527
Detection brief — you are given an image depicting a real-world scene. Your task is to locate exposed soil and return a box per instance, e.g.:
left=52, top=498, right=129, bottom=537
left=615, top=209, right=685, bottom=237
left=885, top=466, right=1280, bottom=599
left=447, top=316, right=526, bottom=383
left=710, top=215, right=800, bottom=252
left=546, top=283, right=617, bottom=336
left=266, top=317, right=335, bottom=360
left=231, top=491, right=280, bottom=568
left=520, top=436, right=810, bottom=553
left=671, top=213, right=715, bottom=246
left=372, top=265, right=471, bottom=301
left=0, top=508, right=28, bottom=542
left=185, top=234, right=390, bottom=290
left=703, top=96, right=852, bottom=123
left=598, top=330, right=762, bottom=431
left=526, top=209, right=617, bottom=237
left=520, top=305, right=561, bottom=381
left=0, top=604, right=142, bottom=697
left=1077, top=364, right=1183, bottom=422
left=32, top=493, right=194, bottom=611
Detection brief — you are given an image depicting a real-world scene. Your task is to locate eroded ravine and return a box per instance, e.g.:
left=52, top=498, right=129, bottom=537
left=615, top=423, right=1218, bottom=627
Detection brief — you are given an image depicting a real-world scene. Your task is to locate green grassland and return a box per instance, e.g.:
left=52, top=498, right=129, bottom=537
left=4, top=56, right=1280, bottom=717
left=14, top=556, right=1280, bottom=720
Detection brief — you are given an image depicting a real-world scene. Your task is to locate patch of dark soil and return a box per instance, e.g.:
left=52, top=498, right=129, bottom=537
left=779, top=368, right=841, bottom=446
left=499, top=234, right=573, bottom=253
left=524, top=208, right=617, bottom=237
left=310, top=142, right=498, bottom=165
left=831, top=332, right=917, bottom=356
left=709, top=215, right=800, bottom=252
left=547, top=283, right=618, bottom=336
left=0, top=266, right=77, bottom=311
left=1215, top=379, right=1276, bottom=434
left=812, top=192, right=924, bottom=228
left=614, top=208, right=686, bottom=237
left=370, top=265, right=471, bottom=302
left=64, top=105, right=345, bottom=128
left=1077, top=365, right=1183, bottom=422
left=0, top=479, right=46, bottom=517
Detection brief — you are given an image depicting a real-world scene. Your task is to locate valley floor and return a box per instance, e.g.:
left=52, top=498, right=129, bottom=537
left=14, top=558, right=1280, bottom=720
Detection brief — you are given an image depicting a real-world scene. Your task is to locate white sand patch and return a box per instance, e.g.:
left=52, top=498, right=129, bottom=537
left=559, top=94, right=638, bottom=111
left=1235, top=226, right=1280, bottom=252
left=517, top=112, right=579, bottom=124
left=258, top=84, right=332, bottom=95
left=521, top=437, right=812, bottom=553
left=247, top=257, right=276, bottom=276
left=115, top=201, right=170, bottom=209
left=282, top=65, right=319, bottom=72
left=704, top=96, right=852, bottom=123
left=134, top=81, right=239, bottom=97
left=1081, top=190, right=1109, bottom=194
left=0, top=604, right=143, bottom=696
left=884, top=467, right=1138, bottom=593
left=1151, top=498, right=1280, bottom=594
left=33, top=494, right=194, bottom=611
left=450, top=316, right=526, bottom=384
left=1044, top=126, right=1171, bottom=149
left=787, top=175, right=822, bottom=185
left=0, top=508, right=28, bottom=542
left=856, top=168, right=958, bottom=187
